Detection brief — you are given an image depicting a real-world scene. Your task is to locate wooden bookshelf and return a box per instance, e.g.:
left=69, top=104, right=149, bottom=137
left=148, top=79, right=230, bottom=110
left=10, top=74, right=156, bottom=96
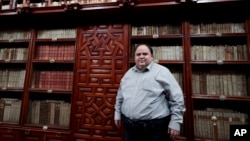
left=25, top=28, right=76, bottom=129
left=128, top=2, right=250, bottom=141
left=187, top=14, right=250, bottom=141
left=0, top=29, right=31, bottom=125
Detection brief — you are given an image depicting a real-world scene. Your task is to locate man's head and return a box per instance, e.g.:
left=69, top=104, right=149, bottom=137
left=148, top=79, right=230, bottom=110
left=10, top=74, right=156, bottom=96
left=134, top=44, right=154, bottom=71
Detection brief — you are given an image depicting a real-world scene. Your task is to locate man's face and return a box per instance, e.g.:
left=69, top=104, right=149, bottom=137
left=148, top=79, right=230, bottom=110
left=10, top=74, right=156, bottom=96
left=134, top=45, right=154, bottom=70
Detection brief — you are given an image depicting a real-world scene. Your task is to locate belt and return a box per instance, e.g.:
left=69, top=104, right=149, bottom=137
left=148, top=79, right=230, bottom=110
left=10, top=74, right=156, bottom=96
left=122, top=115, right=170, bottom=123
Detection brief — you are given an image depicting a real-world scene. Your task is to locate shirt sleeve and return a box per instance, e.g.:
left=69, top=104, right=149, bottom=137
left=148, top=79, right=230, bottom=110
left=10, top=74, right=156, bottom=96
left=156, top=67, right=186, bottom=131
left=114, top=82, right=123, bottom=120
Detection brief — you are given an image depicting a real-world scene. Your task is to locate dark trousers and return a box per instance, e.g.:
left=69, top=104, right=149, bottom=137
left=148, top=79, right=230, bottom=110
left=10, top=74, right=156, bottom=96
left=122, top=115, right=172, bottom=141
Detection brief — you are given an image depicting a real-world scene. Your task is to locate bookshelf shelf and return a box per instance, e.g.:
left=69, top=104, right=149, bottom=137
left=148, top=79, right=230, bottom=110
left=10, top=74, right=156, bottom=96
left=18, top=27, right=77, bottom=131
left=26, top=91, right=72, bottom=128
left=192, top=95, right=250, bottom=101
left=0, top=88, right=24, bottom=91
left=189, top=33, right=248, bottom=38
left=130, top=34, right=184, bottom=39
left=0, top=39, right=31, bottom=42
left=35, top=38, right=76, bottom=42
left=190, top=61, right=250, bottom=64
left=156, top=60, right=185, bottom=64
left=28, top=89, right=73, bottom=94
left=0, top=28, right=30, bottom=126
left=0, top=60, right=27, bottom=63
left=32, top=60, right=75, bottom=63
left=188, top=15, right=250, bottom=140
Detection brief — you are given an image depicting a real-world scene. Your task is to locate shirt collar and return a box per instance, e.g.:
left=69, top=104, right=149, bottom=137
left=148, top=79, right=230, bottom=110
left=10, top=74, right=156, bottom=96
left=132, top=61, right=154, bottom=72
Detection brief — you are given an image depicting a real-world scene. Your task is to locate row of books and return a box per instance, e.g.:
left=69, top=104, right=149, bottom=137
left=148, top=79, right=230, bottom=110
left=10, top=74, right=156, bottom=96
left=0, top=30, right=31, bottom=40
left=0, top=23, right=245, bottom=39
left=78, top=0, right=117, bottom=4
left=0, top=28, right=76, bottom=40
left=0, top=98, right=21, bottom=122
left=130, top=45, right=183, bottom=60
left=0, top=48, right=28, bottom=60
left=131, top=25, right=182, bottom=36
left=131, top=22, right=245, bottom=36
left=153, top=46, right=183, bottom=60
left=0, top=69, right=26, bottom=88
left=192, top=72, right=248, bottom=96
left=171, top=71, right=183, bottom=89
left=0, top=0, right=117, bottom=10
left=27, top=100, right=71, bottom=127
left=34, top=43, right=75, bottom=60
left=191, top=45, right=248, bottom=61
left=193, top=108, right=249, bottom=140
left=190, top=23, right=245, bottom=34
left=37, top=29, right=76, bottom=39
left=131, top=44, right=248, bottom=61
left=0, top=93, right=71, bottom=126
left=31, top=70, right=73, bottom=90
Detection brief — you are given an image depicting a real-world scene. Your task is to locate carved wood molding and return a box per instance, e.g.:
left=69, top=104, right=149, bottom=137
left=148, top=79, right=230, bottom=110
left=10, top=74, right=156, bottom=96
left=63, top=1, right=80, bottom=11
left=118, top=0, right=135, bottom=7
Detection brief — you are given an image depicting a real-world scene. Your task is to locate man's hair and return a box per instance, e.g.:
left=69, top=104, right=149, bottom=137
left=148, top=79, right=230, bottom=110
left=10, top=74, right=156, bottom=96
left=135, top=44, right=153, bottom=55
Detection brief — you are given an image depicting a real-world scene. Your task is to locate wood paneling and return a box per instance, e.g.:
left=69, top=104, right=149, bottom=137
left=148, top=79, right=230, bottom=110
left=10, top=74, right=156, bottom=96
left=74, top=24, right=128, bottom=141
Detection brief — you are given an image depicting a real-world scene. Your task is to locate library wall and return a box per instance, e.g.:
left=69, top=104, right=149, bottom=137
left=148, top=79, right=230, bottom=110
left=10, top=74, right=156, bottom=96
left=0, top=1, right=250, bottom=141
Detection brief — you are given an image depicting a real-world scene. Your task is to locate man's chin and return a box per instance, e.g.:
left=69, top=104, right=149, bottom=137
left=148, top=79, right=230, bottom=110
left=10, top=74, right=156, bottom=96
left=137, top=65, right=146, bottom=70
left=138, top=62, right=146, bottom=65
left=138, top=64, right=146, bottom=67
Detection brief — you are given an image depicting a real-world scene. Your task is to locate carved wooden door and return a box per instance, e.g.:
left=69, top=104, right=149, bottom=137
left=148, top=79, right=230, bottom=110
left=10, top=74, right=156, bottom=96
left=0, top=128, right=20, bottom=141
left=74, top=24, right=128, bottom=141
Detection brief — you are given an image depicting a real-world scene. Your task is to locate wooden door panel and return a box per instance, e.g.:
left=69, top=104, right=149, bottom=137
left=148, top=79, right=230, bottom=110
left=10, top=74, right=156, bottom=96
left=0, top=133, right=18, bottom=141
left=74, top=24, right=128, bottom=140
left=0, top=128, right=20, bottom=141
left=21, top=130, right=43, bottom=141
left=45, top=133, right=71, bottom=141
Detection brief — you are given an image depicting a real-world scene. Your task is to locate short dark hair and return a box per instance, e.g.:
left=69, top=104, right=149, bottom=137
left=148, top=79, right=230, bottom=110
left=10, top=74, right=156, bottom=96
left=135, top=44, right=153, bottom=55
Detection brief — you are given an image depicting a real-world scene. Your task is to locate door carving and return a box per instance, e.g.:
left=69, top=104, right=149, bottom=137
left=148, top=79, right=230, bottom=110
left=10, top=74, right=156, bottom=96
left=74, top=24, right=128, bottom=140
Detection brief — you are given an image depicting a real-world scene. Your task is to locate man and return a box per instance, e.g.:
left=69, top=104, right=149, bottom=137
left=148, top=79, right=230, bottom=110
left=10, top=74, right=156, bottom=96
left=114, top=44, right=185, bottom=141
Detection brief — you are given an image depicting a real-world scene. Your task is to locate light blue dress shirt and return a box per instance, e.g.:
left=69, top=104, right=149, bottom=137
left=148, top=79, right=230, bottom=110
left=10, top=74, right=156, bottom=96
left=114, top=62, right=185, bottom=131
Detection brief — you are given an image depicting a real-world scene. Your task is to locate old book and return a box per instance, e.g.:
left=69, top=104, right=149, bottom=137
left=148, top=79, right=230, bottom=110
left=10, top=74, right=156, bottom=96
left=54, top=102, right=60, bottom=125
left=0, top=0, right=3, bottom=10
left=222, top=74, right=228, bottom=95
left=49, top=102, right=55, bottom=125
left=200, top=73, right=207, bottom=94
left=227, top=73, right=233, bottom=96
left=225, top=45, right=233, bottom=60
left=0, top=99, right=5, bottom=121
left=39, top=101, right=48, bottom=124
left=58, top=44, right=64, bottom=60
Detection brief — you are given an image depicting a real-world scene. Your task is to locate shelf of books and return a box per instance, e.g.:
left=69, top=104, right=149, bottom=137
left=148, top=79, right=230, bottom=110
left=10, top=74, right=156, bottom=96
left=24, top=28, right=77, bottom=129
left=0, top=0, right=118, bottom=15
left=130, top=23, right=184, bottom=62
left=130, top=23, right=187, bottom=139
left=193, top=99, right=250, bottom=141
left=0, top=29, right=31, bottom=124
left=188, top=19, right=250, bottom=140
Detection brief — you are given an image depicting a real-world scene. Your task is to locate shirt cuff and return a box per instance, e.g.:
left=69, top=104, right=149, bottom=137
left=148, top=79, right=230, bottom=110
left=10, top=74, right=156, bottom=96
left=114, top=111, right=121, bottom=120
left=168, top=120, right=180, bottom=131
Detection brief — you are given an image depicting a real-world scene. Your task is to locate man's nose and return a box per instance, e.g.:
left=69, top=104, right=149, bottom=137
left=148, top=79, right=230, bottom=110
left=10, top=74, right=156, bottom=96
left=139, top=54, right=144, bottom=57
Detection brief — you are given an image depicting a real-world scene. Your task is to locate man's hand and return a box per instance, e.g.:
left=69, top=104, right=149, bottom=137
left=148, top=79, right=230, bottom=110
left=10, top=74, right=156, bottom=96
left=114, top=120, right=122, bottom=128
left=168, top=128, right=180, bottom=140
